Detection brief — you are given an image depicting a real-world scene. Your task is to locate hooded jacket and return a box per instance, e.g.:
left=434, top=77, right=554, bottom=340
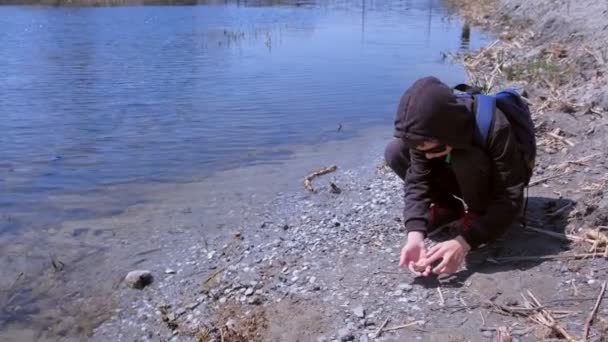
left=394, top=76, right=528, bottom=249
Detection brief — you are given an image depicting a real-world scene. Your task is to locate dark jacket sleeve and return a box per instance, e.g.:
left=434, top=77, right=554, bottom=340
left=403, top=149, right=432, bottom=234
left=461, top=125, right=526, bottom=249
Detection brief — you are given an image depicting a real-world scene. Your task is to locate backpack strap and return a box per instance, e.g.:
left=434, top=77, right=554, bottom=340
left=473, top=94, right=496, bottom=146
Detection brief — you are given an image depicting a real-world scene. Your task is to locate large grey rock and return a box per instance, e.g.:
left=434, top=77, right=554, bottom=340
left=125, top=270, right=153, bottom=289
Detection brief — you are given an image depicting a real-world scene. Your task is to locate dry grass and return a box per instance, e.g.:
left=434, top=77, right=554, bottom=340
left=195, top=304, right=268, bottom=342
left=446, top=0, right=608, bottom=119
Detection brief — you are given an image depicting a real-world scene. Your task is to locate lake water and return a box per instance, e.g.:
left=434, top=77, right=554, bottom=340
left=0, top=0, right=489, bottom=339
left=0, top=0, right=487, bottom=232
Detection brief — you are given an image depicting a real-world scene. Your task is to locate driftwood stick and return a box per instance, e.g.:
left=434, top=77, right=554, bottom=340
left=374, top=317, right=390, bottom=338
left=303, top=165, right=337, bottom=192
left=583, top=281, right=607, bottom=341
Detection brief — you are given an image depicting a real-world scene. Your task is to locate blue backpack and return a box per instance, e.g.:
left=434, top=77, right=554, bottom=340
left=455, top=84, right=536, bottom=184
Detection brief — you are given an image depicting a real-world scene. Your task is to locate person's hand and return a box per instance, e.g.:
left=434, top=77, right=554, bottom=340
left=399, top=231, right=431, bottom=276
left=420, top=236, right=471, bottom=275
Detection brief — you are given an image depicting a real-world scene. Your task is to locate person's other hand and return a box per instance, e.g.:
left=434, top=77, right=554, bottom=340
left=420, top=236, right=470, bottom=275
left=399, top=231, right=431, bottom=276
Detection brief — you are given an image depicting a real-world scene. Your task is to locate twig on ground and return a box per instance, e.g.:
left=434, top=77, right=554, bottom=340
left=525, top=225, right=593, bottom=243
left=459, top=297, right=468, bottom=306
left=374, top=317, right=390, bottom=338
left=525, top=290, right=576, bottom=342
left=547, top=131, right=576, bottom=146
left=202, top=266, right=227, bottom=288
left=547, top=202, right=575, bottom=218
left=49, top=254, right=65, bottom=272
left=383, top=321, right=419, bottom=332
left=373, top=270, right=402, bottom=275
left=303, top=165, right=337, bottom=192
left=480, top=311, right=486, bottom=326
left=572, top=279, right=579, bottom=297
left=585, top=229, right=608, bottom=246
left=583, top=281, right=607, bottom=341
left=488, top=253, right=605, bottom=263
left=496, top=326, right=513, bottom=342
left=437, top=287, right=445, bottom=306
left=529, top=170, right=572, bottom=187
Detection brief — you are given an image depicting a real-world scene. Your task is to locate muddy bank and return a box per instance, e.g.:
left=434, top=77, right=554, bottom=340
left=87, top=0, right=608, bottom=341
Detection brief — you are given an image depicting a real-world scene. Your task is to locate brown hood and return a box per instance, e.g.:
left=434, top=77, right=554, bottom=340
left=394, top=76, right=474, bottom=149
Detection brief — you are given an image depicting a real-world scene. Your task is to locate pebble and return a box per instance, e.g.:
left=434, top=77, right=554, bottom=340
left=397, top=283, right=413, bottom=291
left=125, top=270, right=153, bottom=289
left=338, top=327, right=354, bottom=341
left=248, top=296, right=263, bottom=305
left=482, top=331, right=493, bottom=338
left=359, top=335, right=369, bottom=342
left=588, top=279, right=596, bottom=285
left=353, top=305, right=365, bottom=318
left=164, top=269, right=176, bottom=274
left=245, top=288, right=255, bottom=296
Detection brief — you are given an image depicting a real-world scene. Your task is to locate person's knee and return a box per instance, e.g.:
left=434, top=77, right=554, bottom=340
left=384, top=139, right=402, bottom=167
left=384, top=139, right=409, bottom=179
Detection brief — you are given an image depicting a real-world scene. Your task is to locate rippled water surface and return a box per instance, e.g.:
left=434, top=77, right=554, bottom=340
left=0, top=1, right=486, bottom=225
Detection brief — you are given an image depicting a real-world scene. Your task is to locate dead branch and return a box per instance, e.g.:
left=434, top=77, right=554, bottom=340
left=583, top=281, right=607, bottom=341
left=374, top=317, right=390, bottom=338
left=303, top=165, right=337, bottom=192
left=525, top=290, right=576, bottom=341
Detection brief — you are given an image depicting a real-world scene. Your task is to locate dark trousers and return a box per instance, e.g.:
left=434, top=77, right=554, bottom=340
left=384, top=139, right=492, bottom=214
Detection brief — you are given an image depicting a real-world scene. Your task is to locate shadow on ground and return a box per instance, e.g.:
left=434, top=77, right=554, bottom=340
left=414, top=196, right=576, bottom=288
